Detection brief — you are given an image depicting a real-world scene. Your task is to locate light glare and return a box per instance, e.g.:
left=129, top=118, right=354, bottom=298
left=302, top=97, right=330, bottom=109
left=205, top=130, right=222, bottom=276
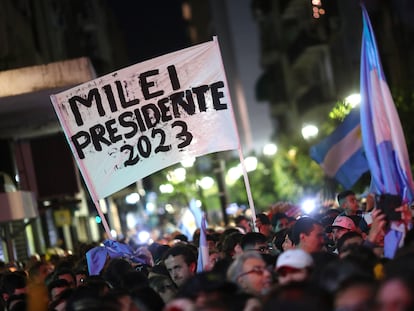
left=345, top=93, right=361, bottom=108
left=199, top=176, right=215, bottom=190
left=125, top=192, right=140, bottom=204
left=263, top=143, right=278, bottom=156
left=301, top=198, right=316, bottom=214
left=301, top=124, right=319, bottom=140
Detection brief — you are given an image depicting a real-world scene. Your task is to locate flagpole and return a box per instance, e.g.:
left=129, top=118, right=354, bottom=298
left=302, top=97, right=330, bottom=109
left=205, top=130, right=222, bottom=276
left=238, top=147, right=257, bottom=232
left=93, top=200, right=113, bottom=240
left=212, top=36, right=257, bottom=232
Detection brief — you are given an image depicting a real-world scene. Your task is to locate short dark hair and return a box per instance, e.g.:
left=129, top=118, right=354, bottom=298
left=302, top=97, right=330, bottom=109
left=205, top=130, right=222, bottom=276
left=272, top=228, right=289, bottom=252
left=54, top=267, right=76, bottom=281
left=271, top=212, right=288, bottom=227
left=221, top=232, right=243, bottom=256
left=162, top=244, right=197, bottom=265
left=240, top=232, right=267, bottom=250
left=0, top=272, right=26, bottom=295
left=235, top=215, right=248, bottom=225
left=47, top=279, right=70, bottom=299
left=337, top=190, right=355, bottom=204
left=337, top=231, right=363, bottom=254
left=256, top=213, right=271, bottom=225
left=291, top=217, right=320, bottom=245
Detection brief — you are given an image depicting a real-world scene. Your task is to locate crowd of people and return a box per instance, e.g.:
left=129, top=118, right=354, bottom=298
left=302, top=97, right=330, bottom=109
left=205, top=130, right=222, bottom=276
left=1, top=190, right=414, bottom=311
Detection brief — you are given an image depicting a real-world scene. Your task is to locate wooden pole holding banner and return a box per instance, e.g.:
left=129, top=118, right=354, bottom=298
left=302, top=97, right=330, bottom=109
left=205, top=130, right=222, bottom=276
left=212, top=36, right=258, bottom=232
left=238, top=148, right=258, bottom=232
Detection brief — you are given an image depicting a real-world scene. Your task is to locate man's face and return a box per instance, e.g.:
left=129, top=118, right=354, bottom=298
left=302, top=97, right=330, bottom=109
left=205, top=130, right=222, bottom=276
left=237, top=257, right=272, bottom=296
left=259, top=224, right=273, bottom=238
left=343, top=195, right=359, bottom=215
left=332, top=227, right=350, bottom=242
left=282, top=234, right=294, bottom=251
left=244, top=242, right=271, bottom=254
left=376, top=279, right=412, bottom=311
left=275, top=218, right=289, bottom=232
left=156, top=280, right=177, bottom=303
left=164, top=254, right=195, bottom=287
left=239, top=219, right=252, bottom=233
left=58, top=273, right=76, bottom=288
left=301, top=224, right=325, bottom=253
left=277, top=267, right=309, bottom=285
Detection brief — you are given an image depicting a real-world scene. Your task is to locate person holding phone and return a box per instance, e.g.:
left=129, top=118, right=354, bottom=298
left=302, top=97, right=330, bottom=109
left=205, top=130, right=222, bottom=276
left=337, top=190, right=370, bottom=234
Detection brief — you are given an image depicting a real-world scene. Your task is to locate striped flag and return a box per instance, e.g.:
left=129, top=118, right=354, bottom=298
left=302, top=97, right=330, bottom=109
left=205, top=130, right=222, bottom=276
left=360, top=5, right=414, bottom=258
left=197, top=212, right=209, bottom=273
left=310, top=107, right=369, bottom=189
left=360, top=5, right=414, bottom=202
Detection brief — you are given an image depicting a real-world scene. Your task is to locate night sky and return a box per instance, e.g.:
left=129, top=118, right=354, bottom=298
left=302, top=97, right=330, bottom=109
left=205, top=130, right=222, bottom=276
left=105, top=0, right=190, bottom=64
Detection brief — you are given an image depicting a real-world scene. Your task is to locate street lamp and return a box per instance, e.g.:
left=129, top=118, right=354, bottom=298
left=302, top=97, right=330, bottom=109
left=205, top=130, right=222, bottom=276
left=198, top=176, right=215, bottom=190
left=243, top=156, right=258, bottom=172
left=159, top=183, right=174, bottom=193
left=167, top=167, right=186, bottom=183
left=225, top=157, right=258, bottom=185
left=226, top=166, right=242, bottom=185
left=181, top=157, right=196, bottom=168
left=345, top=93, right=361, bottom=108
left=263, top=143, right=278, bottom=156
left=301, top=124, right=319, bottom=140
left=125, top=192, right=140, bottom=204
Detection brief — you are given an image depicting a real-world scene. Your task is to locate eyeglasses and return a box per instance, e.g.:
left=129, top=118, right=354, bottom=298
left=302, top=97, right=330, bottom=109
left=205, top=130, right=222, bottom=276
left=246, top=246, right=273, bottom=253
left=238, top=266, right=269, bottom=278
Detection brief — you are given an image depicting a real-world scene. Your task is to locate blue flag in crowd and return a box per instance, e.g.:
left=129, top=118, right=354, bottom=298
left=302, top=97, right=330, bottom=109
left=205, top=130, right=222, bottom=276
left=310, top=107, right=369, bottom=189
left=360, top=6, right=414, bottom=202
left=360, top=5, right=414, bottom=258
left=197, top=212, right=209, bottom=273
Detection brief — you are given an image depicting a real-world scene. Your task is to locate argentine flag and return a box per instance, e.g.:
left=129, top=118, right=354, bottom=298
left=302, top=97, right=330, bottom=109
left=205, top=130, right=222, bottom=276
left=360, top=4, right=414, bottom=258
left=310, top=107, right=369, bottom=189
left=360, top=5, right=414, bottom=203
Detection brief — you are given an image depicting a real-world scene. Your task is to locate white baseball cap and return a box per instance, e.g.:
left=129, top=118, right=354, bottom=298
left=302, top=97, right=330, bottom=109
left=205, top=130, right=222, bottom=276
left=276, top=249, right=314, bottom=270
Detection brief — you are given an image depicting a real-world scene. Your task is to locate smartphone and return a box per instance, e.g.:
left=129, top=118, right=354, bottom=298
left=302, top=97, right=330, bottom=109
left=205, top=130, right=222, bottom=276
left=375, top=193, right=402, bottom=221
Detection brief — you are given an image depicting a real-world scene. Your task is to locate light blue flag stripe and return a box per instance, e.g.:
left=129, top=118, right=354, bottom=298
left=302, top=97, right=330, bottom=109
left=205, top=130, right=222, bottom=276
left=310, top=108, right=360, bottom=159
left=359, top=5, right=414, bottom=203
left=310, top=108, right=369, bottom=189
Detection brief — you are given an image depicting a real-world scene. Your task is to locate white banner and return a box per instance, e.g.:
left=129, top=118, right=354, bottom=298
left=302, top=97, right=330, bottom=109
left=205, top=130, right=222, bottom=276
left=51, top=39, right=239, bottom=200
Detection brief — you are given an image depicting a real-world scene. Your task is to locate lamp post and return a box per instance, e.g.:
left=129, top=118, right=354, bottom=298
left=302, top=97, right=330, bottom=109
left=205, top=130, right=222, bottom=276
left=301, top=124, right=319, bottom=140
left=263, top=143, right=278, bottom=156
left=345, top=93, right=361, bottom=108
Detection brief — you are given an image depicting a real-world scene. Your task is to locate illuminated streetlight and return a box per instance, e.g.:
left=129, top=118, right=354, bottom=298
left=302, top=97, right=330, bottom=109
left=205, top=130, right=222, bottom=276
left=242, top=156, right=258, bottom=172
left=125, top=192, right=140, bottom=204
left=263, top=143, right=278, bottom=156
left=181, top=157, right=196, bottom=168
left=301, top=124, right=319, bottom=140
left=198, top=176, right=215, bottom=190
left=301, top=198, right=316, bottom=214
left=226, top=157, right=257, bottom=185
left=165, top=204, right=175, bottom=213
left=345, top=93, right=361, bottom=108
left=159, top=183, right=174, bottom=193
left=226, top=166, right=242, bottom=185
left=167, top=167, right=186, bottom=183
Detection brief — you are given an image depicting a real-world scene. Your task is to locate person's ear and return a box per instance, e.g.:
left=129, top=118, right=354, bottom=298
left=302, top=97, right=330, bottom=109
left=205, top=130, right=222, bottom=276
left=299, top=232, right=307, bottom=243
left=234, top=243, right=243, bottom=255
left=238, top=275, right=247, bottom=288
left=190, top=262, right=196, bottom=273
